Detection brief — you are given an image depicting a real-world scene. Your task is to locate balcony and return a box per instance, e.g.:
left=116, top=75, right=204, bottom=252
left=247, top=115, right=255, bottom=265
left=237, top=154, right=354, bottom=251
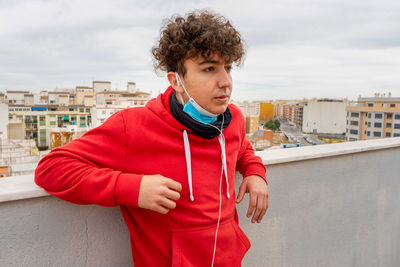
left=1, top=138, right=400, bottom=266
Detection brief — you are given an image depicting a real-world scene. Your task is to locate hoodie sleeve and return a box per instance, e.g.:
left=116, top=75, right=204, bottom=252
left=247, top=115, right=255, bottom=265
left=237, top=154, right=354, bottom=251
left=234, top=108, right=267, bottom=184
left=34, top=111, right=142, bottom=207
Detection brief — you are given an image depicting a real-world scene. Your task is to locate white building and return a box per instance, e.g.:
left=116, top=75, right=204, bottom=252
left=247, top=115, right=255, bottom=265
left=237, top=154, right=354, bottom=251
left=0, top=103, right=8, bottom=138
left=232, top=101, right=260, bottom=116
left=302, top=99, right=349, bottom=134
left=6, top=91, right=30, bottom=105
left=93, top=81, right=111, bottom=93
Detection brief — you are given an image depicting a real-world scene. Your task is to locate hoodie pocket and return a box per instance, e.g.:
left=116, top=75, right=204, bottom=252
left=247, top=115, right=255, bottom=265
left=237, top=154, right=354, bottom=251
left=171, top=220, right=251, bottom=267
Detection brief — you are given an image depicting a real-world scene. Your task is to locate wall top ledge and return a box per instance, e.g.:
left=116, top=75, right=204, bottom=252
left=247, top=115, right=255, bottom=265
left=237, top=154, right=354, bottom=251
left=257, top=137, right=400, bottom=165
left=0, top=174, right=49, bottom=203
left=2, top=137, right=400, bottom=204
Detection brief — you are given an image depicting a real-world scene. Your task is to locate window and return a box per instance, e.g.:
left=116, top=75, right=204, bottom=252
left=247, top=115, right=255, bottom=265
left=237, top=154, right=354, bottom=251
left=351, top=112, right=359, bottom=118
left=368, top=113, right=371, bottom=119
left=394, top=124, right=400, bottom=129
left=367, top=122, right=371, bottom=127
left=374, top=132, right=381, bottom=137
left=350, top=129, right=358, bottom=135
left=375, top=113, right=383, bottom=119
left=79, top=108, right=84, bottom=112
left=374, top=122, right=382, bottom=128
left=394, top=133, right=400, bottom=137
left=86, top=108, right=90, bottom=112
left=395, top=114, right=400, bottom=120
left=367, top=131, right=370, bottom=136
left=385, top=132, right=391, bottom=137
left=387, top=114, right=393, bottom=119
left=367, top=103, right=373, bottom=107
left=350, top=121, right=358, bottom=126
left=390, top=104, right=396, bottom=108
left=386, top=123, right=392, bottom=128
left=382, top=103, right=387, bottom=108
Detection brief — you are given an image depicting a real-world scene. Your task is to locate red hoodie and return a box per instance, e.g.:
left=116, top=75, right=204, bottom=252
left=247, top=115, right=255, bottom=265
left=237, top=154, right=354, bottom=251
left=35, top=86, right=267, bottom=266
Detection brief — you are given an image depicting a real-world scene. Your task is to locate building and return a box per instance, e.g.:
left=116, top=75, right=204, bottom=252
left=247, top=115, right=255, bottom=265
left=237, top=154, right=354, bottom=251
left=259, top=103, right=274, bottom=122
left=245, top=115, right=259, bottom=134
left=346, top=93, right=400, bottom=141
left=274, top=100, right=305, bottom=128
left=5, top=80, right=151, bottom=148
left=0, top=104, right=8, bottom=138
left=8, top=109, right=91, bottom=148
left=302, top=98, right=348, bottom=134
left=233, top=101, right=260, bottom=135
left=5, top=90, right=30, bottom=105
left=93, top=81, right=111, bottom=93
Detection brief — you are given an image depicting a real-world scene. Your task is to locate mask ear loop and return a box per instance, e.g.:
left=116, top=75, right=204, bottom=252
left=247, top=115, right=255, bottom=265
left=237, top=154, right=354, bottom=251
left=175, top=72, right=190, bottom=105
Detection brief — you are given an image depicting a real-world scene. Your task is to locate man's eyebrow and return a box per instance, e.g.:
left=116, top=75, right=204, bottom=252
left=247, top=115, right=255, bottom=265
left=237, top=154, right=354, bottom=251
left=198, top=60, right=219, bottom=65
left=198, top=60, right=232, bottom=65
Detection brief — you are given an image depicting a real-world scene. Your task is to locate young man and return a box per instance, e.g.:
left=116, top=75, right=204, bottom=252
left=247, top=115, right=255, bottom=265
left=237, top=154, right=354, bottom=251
left=35, top=11, right=269, bottom=266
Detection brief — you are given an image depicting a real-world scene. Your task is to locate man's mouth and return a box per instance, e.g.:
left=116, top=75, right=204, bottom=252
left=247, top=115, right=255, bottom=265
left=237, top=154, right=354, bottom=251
left=215, top=95, right=229, bottom=102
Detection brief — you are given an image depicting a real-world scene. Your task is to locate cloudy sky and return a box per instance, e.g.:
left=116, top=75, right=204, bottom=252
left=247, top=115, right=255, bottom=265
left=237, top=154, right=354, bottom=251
left=1, top=0, right=400, bottom=101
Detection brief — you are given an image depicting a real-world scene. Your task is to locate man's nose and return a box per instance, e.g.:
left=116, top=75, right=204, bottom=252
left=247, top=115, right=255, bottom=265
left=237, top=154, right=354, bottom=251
left=217, top=68, right=232, bottom=89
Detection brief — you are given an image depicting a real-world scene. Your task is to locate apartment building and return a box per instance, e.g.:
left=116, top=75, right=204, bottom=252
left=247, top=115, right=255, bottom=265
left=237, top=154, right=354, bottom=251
left=8, top=110, right=91, bottom=148
left=5, top=81, right=151, bottom=148
left=259, top=103, right=274, bottom=122
left=233, top=101, right=260, bottom=134
left=346, top=93, right=400, bottom=141
left=275, top=100, right=305, bottom=128
left=303, top=98, right=348, bottom=134
left=6, top=91, right=31, bottom=105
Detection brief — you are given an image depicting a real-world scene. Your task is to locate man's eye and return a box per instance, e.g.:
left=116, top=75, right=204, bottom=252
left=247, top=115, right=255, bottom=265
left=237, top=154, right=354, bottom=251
left=204, top=67, right=214, bottom=72
left=225, top=66, right=232, bottom=72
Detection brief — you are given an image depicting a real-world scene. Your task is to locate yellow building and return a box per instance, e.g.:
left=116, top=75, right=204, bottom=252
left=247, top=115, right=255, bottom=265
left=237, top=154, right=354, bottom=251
left=245, top=115, right=259, bottom=134
left=259, top=103, right=274, bottom=122
left=346, top=93, right=400, bottom=141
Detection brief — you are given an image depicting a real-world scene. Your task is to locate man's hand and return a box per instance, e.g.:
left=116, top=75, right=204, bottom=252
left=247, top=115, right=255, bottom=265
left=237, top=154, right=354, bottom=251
left=138, top=174, right=182, bottom=214
left=236, top=175, right=269, bottom=223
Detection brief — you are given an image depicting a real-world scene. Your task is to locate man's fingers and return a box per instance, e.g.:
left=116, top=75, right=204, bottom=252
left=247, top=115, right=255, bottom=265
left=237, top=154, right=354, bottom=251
left=257, top=196, right=268, bottom=223
left=247, top=193, right=257, bottom=218
left=155, top=205, right=169, bottom=215
left=252, top=195, right=264, bottom=223
left=159, top=197, right=177, bottom=210
left=236, top=183, right=246, bottom=203
left=165, top=188, right=181, bottom=201
left=166, top=178, right=182, bottom=192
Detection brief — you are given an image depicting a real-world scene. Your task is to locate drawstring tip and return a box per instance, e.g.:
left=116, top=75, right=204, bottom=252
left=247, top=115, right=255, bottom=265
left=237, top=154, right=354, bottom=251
left=190, top=195, right=194, bottom=202
left=226, top=192, right=230, bottom=199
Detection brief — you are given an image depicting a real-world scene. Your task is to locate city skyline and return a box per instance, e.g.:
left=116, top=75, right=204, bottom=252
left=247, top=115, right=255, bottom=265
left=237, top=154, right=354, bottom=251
left=1, top=0, right=400, bottom=101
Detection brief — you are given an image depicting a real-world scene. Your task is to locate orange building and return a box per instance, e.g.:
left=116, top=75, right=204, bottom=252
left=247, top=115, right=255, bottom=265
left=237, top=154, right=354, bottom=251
left=259, top=103, right=274, bottom=122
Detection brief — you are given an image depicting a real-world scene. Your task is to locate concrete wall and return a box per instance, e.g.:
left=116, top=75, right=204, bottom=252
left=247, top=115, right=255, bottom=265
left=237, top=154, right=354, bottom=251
left=0, top=197, right=132, bottom=266
left=240, top=145, right=400, bottom=267
left=1, top=138, right=400, bottom=266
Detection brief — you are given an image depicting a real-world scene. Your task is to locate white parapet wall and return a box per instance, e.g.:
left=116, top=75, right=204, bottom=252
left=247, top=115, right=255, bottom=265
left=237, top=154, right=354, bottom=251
left=1, top=137, right=400, bottom=266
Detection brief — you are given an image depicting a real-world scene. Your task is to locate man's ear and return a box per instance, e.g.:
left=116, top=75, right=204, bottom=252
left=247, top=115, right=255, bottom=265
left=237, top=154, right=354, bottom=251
left=167, top=72, right=184, bottom=94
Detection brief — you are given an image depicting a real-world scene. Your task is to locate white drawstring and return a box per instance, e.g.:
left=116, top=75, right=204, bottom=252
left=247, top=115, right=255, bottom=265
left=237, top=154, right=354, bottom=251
left=182, top=130, right=230, bottom=202
left=180, top=114, right=229, bottom=266
left=218, top=134, right=230, bottom=199
left=183, top=130, right=194, bottom=201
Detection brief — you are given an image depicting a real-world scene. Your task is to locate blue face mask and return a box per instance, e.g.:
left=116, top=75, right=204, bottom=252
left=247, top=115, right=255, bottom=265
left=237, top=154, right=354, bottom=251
left=175, top=72, right=219, bottom=124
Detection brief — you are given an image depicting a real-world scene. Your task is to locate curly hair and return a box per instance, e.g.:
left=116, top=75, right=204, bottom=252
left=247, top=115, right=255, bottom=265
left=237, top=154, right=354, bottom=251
left=152, top=10, right=245, bottom=77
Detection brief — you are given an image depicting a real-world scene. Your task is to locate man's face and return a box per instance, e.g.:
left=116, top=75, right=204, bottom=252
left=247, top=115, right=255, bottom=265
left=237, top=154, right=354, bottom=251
left=177, top=54, right=233, bottom=115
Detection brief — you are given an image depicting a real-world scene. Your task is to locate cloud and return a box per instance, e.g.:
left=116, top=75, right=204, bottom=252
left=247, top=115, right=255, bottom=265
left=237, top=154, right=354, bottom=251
left=1, top=0, right=400, bottom=101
